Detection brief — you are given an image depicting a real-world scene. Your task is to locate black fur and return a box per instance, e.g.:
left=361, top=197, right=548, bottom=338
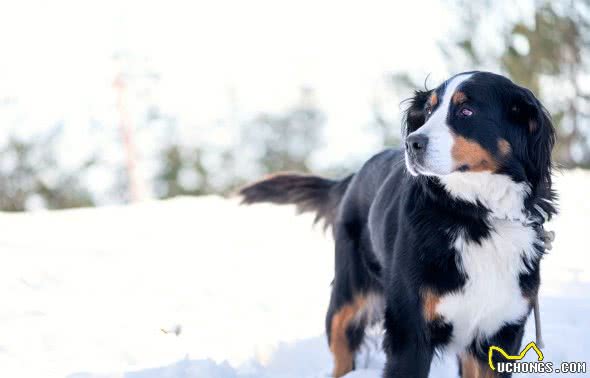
left=240, top=173, right=353, bottom=228
left=240, top=72, right=557, bottom=377
left=404, top=89, right=433, bottom=136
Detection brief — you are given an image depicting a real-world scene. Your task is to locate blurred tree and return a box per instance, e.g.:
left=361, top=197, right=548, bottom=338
left=154, top=87, right=327, bottom=198
left=242, top=87, right=325, bottom=173
left=154, top=144, right=184, bottom=198
left=154, top=144, right=213, bottom=198
left=0, top=127, right=95, bottom=211
left=370, top=73, right=415, bottom=147
left=502, top=2, right=590, bottom=166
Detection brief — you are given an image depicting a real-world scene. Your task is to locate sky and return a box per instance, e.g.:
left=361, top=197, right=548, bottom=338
left=0, top=1, right=449, bottom=138
left=0, top=0, right=534, bottom=202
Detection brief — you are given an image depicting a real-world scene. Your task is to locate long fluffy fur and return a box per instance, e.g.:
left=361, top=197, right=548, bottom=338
left=239, top=173, right=352, bottom=228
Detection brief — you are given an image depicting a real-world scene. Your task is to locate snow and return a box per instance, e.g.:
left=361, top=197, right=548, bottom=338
left=1, top=170, right=589, bottom=378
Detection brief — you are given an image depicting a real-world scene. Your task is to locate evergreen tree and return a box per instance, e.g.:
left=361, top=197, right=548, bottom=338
left=242, top=87, right=325, bottom=174
left=0, top=128, right=95, bottom=211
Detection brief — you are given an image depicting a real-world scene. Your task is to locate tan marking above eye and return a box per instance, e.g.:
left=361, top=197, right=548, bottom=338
left=452, top=91, right=467, bottom=105
left=430, top=92, right=438, bottom=107
left=451, top=134, right=499, bottom=172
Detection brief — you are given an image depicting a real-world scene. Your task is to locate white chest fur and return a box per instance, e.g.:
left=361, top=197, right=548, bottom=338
left=436, top=219, right=541, bottom=351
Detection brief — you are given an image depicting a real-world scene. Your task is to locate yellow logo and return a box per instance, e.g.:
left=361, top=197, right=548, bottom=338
left=488, top=341, right=544, bottom=371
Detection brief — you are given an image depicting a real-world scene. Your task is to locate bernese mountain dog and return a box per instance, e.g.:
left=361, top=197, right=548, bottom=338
left=240, top=71, right=556, bottom=377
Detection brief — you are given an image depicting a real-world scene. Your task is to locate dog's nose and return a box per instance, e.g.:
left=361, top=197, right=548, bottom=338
left=406, top=134, right=429, bottom=154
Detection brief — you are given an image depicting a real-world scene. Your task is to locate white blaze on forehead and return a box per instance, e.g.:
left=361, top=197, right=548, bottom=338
left=426, top=73, right=474, bottom=127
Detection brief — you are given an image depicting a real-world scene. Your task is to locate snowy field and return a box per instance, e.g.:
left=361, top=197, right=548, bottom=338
left=1, top=170, right=589, bottom=378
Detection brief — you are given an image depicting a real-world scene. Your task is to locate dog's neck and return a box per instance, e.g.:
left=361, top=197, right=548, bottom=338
left=439, top=172, right=531, bottom=222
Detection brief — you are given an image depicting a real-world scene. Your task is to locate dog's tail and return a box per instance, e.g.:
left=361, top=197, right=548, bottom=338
left=239, top=172, right=353, bottom=228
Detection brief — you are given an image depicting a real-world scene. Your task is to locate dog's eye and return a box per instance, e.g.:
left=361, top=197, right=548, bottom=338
left=425, top=105, right=433, bottom=115
left=460, top=107, right=473, bottom=117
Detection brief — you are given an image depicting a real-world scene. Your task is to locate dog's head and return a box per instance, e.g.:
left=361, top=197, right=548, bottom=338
left=403, top=72, right=555, bottom=203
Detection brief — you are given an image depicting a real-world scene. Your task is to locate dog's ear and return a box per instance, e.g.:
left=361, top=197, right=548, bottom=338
left=402, top=89, right=432, bottom=137
left=509, top=86, right=555, bottom=194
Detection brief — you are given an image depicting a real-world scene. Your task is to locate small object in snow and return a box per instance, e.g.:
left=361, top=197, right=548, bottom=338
left=160, top=324, right=182, bottom=336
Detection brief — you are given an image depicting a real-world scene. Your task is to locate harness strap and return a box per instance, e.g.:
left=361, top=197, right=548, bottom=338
left=533, top=229, right=555, bottom=348
left=533, top=295, right=544, bottom=348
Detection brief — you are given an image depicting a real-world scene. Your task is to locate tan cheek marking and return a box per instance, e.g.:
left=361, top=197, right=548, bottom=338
left=422, top=288, right=441, bottom=322
left=452, top=91, right=467, bottom=105
left=330, top=295, right=367, bottom=377
left=452, top=135, right=498, bottom=172
left=430, top=92, right=438, bottom=107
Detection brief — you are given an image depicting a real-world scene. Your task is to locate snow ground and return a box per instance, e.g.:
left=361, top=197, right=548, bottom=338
left=1, top=170, right=589, bottom=378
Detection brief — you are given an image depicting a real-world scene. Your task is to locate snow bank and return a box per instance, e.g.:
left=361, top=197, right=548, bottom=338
left=1, top=170, right=589, bottom=378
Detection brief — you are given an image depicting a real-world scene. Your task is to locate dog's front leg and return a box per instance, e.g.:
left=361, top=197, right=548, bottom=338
left=382, top=301, right=433, bottom=378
